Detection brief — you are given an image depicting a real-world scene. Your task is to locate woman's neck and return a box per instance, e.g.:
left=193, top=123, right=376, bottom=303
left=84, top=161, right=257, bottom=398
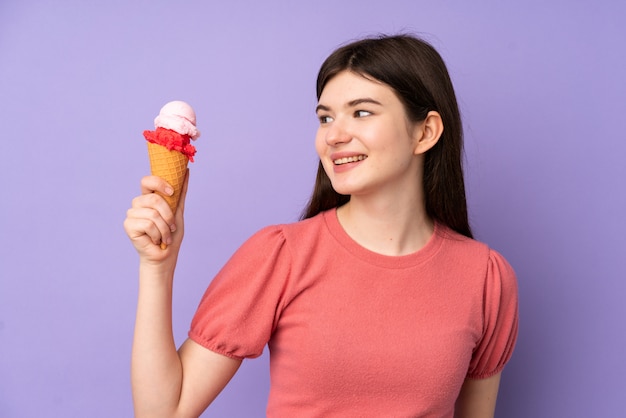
left=336, top=195, right=434, bottom=257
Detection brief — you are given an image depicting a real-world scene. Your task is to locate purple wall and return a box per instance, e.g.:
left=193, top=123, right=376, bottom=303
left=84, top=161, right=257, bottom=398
left=1, top=1, right=624, bottom=416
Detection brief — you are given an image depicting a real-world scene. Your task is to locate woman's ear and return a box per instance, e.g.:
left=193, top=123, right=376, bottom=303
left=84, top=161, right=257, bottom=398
left=413, top=111, right=443, bottom=155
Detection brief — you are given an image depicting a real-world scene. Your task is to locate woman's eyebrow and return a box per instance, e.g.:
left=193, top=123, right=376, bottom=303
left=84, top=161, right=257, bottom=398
left=316, top=98, right=382, bottom=113
left=347, top=97, right=382, bottom=107
left=315, top=104, right=330, bottom=113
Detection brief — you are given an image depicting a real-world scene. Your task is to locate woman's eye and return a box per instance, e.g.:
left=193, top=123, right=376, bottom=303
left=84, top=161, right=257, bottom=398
left=355, top=110, right=372, bottom=118
left=319, top=115, right=333, bottom=124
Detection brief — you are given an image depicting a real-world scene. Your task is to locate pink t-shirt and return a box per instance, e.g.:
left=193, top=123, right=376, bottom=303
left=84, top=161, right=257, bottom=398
left=189, top=210, right=518, bottom=417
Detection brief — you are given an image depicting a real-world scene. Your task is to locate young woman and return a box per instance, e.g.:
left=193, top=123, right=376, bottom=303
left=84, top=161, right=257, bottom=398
left=124, top=34, right=518, bottom=418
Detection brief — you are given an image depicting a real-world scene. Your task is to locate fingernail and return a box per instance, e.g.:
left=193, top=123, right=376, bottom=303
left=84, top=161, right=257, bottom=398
left=166, top=237, right=173, bottom=245
left=165, top=187, right=174, bottom=196
left=170, top=224, right=176, bottom=232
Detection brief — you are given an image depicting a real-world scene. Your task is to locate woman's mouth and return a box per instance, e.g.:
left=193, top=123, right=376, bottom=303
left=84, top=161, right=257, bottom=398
left=333, top=155, right=367, bottom=165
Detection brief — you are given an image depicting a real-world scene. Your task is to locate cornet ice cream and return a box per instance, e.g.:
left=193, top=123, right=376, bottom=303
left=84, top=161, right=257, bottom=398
left=143, top=101, right=200, bottom=248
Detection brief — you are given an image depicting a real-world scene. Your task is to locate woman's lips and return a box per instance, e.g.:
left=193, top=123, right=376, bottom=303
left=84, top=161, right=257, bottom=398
left=330, top=153, right=368, bottom=173
left=333, top=155, right=367, bottom=165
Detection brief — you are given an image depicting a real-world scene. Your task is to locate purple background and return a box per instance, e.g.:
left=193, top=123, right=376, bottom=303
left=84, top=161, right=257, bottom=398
left=1, top=1, right=625, bottom=416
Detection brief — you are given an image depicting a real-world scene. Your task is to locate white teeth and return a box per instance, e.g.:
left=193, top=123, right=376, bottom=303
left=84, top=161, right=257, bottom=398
left=333, top=155, right=367, bottom=165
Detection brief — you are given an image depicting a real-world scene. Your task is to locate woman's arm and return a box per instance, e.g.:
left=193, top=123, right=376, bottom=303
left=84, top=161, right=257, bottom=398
left=125, top=173, right=241, bottom=417
left=454, top=373, right=502, bottom=418
left=131, top=265, right=242, bottom=417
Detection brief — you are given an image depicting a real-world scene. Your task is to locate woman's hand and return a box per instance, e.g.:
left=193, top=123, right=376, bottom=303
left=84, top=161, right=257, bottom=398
left=124, top=171, right=189, bottom=265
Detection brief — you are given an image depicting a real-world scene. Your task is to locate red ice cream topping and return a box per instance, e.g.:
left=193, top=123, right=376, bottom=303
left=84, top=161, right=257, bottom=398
left=143, top=127, right=197, bottom=162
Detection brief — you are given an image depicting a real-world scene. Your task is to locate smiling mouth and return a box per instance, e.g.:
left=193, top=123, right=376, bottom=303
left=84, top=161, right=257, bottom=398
left=333, top=155, right=367, bottom=165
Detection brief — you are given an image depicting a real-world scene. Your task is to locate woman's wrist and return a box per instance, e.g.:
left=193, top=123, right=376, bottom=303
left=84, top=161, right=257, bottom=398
left=138, top=259, right=177, bottom=284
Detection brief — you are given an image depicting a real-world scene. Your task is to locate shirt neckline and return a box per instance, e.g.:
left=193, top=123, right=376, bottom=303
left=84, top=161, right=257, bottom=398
left=322, top=208, right=445, bottom=269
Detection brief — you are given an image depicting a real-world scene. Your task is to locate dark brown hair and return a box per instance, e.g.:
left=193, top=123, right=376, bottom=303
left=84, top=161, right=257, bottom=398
left=301, top=34, right=472, bottom=238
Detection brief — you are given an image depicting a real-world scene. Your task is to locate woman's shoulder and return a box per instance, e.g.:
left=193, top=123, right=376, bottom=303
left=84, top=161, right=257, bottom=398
left=246, top=211, right=328, bottom=246
left=437, top=224, right=515, bottom=273
left=437, top=224, right=489, bottom=256
left=259, top=211, right=327, bottom=235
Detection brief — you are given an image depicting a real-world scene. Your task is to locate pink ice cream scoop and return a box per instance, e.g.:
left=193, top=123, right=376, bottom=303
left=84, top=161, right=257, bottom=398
left=154, top=100, right=201, bottom=139
left=143, top=100, right=200, bottom=162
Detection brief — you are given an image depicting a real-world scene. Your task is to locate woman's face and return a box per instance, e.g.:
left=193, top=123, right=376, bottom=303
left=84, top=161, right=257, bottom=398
left=315, top=71, right=423, bottom=198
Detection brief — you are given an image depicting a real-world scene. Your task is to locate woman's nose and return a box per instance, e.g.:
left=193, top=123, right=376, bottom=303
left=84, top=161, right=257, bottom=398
left=325, top=120, right=352, bottom=146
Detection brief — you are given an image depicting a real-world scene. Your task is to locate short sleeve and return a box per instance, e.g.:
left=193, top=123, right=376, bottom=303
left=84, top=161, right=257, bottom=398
left=467, top=249, right=519, bottom=379
left=188, top=225, right=292, bottom=360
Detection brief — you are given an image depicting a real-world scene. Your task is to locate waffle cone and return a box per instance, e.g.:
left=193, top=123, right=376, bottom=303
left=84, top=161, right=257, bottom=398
left=147, top=142, right=188, bottom=214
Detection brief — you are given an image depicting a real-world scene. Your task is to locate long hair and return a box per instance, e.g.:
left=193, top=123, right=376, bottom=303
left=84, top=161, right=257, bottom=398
left=301, top=34, right=472, bottom=238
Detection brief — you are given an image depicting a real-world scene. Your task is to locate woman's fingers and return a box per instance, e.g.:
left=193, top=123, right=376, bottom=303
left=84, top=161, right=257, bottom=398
left=140, top=175, right=174, bottom=197
left=139, top=175, right=179, bottom=232
left=125, top=206, right=173, bottom=246
left=124, top=173, right=188, bottom=257
left=126, top=185, right=177, bottom=248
